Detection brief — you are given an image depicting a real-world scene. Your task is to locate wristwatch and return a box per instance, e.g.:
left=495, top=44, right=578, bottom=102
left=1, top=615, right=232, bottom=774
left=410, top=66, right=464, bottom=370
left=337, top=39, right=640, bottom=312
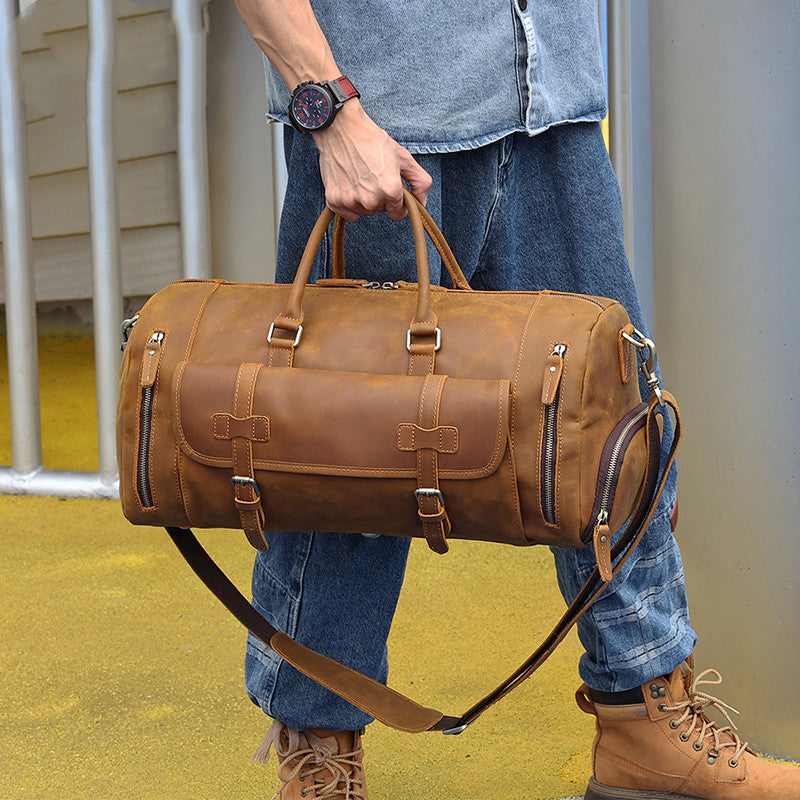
left=287, top=76, right=361, bottom=134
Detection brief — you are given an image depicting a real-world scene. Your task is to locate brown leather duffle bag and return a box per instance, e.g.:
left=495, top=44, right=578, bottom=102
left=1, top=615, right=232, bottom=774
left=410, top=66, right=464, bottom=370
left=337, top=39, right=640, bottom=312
left=116, top=190, right=680, bottom=734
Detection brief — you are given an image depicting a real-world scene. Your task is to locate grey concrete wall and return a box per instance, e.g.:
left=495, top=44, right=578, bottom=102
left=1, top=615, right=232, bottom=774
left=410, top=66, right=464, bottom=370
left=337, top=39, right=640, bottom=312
left=648, top=1, right=800, bottom=758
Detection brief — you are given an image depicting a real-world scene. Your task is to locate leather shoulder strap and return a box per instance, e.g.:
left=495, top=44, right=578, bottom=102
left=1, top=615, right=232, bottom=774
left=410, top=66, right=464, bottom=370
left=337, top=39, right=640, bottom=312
left=165, top=393, right=680, bottom=734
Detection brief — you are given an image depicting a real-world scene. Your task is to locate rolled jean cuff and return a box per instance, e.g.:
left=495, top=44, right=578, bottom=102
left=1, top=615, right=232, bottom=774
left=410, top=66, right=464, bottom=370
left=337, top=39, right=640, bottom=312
left=551, top=500, right=697, bottom=693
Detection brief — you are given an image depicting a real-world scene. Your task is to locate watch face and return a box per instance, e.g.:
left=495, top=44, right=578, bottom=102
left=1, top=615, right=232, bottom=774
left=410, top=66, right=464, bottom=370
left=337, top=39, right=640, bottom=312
left=290, top=85, right=334, bottom=131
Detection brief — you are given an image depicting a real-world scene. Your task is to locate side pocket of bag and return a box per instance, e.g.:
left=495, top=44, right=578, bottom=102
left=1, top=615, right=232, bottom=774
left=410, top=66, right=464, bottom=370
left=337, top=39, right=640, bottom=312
left=136, top=331, right=166, bottom=509
left=540, top=343, right=567, bottom=526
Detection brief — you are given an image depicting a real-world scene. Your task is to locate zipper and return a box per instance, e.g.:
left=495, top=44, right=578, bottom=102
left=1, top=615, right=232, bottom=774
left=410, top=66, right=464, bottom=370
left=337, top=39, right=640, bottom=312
left=581, top=402, right=649, bottom=544
left=364, top=281, right=398, bottom=290
left=137, top=332, right=165, bottom=508
left=541, top=344, right=567, bottom=524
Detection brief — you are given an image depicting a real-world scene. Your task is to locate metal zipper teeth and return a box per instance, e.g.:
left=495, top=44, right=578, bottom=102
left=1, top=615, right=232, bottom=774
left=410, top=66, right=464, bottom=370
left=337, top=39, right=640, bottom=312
left=541, top=392, right=560, bottom=524
left=580, top=404, right=649, bottom=543
left=137, top=385, right=155, bottom=507
left=598, top=406, right=649, bottom=513
left=136, top=332, right=164, bottom=508
left=541, top=344, right=567, bottom=525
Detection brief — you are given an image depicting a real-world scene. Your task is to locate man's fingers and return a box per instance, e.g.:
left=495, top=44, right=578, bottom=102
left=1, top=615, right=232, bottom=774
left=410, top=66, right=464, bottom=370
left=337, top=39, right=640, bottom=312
left=399, top=148, right=433, bottom=207
left=383, top=184, right=407, bottom=221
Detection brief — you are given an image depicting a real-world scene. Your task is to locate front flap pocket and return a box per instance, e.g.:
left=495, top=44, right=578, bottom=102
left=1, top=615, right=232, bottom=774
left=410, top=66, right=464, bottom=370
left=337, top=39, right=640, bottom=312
left=173, top=362, right=510, bottom=479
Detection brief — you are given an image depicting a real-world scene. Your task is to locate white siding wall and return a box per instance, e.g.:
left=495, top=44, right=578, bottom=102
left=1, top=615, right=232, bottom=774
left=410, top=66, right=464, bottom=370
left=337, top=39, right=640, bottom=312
left=0, top=0, right=277, bottom=304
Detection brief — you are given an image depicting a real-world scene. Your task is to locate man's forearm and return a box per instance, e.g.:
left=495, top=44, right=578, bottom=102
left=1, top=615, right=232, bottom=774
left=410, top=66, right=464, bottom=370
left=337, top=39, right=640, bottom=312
left=232, top=0, right=340, bottom=91
left=232, top=0, right=433, bottom=221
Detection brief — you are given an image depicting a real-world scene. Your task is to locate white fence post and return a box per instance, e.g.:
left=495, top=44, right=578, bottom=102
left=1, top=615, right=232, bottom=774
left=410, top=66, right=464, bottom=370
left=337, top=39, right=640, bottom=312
left=86, top=0, right=124, bottom=487
left=0, top=0, right=42, bottom=479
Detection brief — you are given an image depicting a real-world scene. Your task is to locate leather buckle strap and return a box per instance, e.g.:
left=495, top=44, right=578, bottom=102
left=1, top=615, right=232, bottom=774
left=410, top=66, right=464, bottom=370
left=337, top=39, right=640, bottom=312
left=230, top=364, right=269, bottom=551
left=412, top=376, right=451, bottom=553
left=231, top=475, right=260, bottom=497
left=163, top=394, right=681, bottom=736
left=415, top=488, right=448, bottom=523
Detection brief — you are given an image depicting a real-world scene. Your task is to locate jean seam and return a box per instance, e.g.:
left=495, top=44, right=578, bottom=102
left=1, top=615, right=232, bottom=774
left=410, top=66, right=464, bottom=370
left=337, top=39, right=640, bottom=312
left=263, top=532, right=315, bottom=720
left=473, top=141, right=507, bottom=279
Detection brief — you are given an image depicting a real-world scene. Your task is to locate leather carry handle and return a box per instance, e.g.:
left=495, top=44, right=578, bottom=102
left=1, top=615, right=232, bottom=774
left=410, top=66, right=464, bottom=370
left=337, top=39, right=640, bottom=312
left=330, top=195, right=473, bottom=291
left=165, top=393, right=680, bottom=735
left=270, top=189, right=463, bottom=346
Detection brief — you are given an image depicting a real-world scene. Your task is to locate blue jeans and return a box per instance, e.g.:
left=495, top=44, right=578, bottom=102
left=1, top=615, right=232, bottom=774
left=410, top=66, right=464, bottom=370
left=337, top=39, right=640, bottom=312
left=244, top=122, right=697, bottom=731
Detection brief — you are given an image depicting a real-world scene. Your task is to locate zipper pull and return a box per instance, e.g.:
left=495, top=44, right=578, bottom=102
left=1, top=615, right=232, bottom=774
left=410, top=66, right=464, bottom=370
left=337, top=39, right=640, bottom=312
left=140, top=332, right=165, bottom=388
left=542, top=344, right=567, bottom=405
left=593, top=510, right=613, bottom=583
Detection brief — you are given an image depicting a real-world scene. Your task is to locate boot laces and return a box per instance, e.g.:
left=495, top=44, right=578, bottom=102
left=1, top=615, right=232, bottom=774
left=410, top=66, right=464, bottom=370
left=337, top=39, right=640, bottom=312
left=255, top=722, right=367, bottom=800
left=662, top=668, right=749, bottom=764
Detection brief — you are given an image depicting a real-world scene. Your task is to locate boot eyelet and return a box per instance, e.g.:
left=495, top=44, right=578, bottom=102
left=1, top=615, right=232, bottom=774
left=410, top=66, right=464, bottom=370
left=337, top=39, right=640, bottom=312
left=658, top=703, right=667, bottom=711
left=669, top=720, right=679, bottom=729
left=693, top=742, right=703, bottom=751
left=300, top=791, right=308, bottom=798
left=729, top=759, right=739, bottom=768
left=707, top=755, right=717, bottom=765
left=680, top=732, right=690, bottom=741
left=299, top=776, right=306, bottom=782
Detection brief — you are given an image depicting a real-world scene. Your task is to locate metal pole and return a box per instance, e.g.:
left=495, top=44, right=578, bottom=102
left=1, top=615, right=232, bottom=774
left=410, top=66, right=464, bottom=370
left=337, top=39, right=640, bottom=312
left=607, top=0, right=634, bottom=266
left=0, top=0, right=42, bottom=477
left=172, top=0, right=212, bottom=279
left=86, top=0, right=124, bottom=486
left=0, top=466, right=119, bottom=498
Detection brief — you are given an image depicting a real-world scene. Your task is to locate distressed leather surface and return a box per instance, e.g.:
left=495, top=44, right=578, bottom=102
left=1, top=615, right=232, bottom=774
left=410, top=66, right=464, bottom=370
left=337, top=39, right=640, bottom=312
left=117, top=193, right=647, bottom=551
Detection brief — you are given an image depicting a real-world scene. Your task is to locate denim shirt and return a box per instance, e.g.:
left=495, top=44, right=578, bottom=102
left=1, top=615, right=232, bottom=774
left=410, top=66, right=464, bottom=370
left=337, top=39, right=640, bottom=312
left=263, top=1, right=607, bottom=154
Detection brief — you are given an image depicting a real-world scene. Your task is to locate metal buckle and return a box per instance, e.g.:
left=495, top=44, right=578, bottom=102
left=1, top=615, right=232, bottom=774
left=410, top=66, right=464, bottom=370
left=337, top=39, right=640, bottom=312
left=621, top=327, right=664, bottom=406
left=231, top=475, right=261, bottom=497
left=442, top=715, right=481, bottom=735
left=414, top=487, right=444, bottom=504
left=267, top=322, right=303, bottom=347
left=406, top=326, right=442, bottom=352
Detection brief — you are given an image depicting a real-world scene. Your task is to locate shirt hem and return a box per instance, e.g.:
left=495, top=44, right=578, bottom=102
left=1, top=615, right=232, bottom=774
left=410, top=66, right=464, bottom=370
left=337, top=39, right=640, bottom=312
left=265, top=109, right=607, bottom=155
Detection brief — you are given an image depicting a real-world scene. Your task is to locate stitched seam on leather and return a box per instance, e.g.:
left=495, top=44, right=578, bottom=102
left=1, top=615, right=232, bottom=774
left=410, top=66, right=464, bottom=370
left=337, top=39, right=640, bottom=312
left=175, top=368, right=505, bottom=476
left=596, top=745, right=682, bottom=781
left=176, top=449, right=197, bottom=527
left=173, top=444, right=187, bottom=525
left=177, top=433, right=504, bottom=475
left=510, top=296, right=542, bottom=454
left=552, top=340, right=570, bottom=530
left=397, top=424, right=459, bottom=453
left=579, top=308, right=609, bottom=535
left=183, top=282, right=221, bottom=362
left=175, top=448, right=504, bottom=478
left=136, top=327, right=170, bottom=513
left=272, top=639, right=443, bottom=734
left=501, top=421, right=526, bottom=543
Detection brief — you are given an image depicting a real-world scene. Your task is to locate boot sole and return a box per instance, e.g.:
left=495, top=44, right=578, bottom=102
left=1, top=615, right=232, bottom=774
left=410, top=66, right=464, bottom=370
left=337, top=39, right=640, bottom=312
left=585, top=777, right=705, bottom=800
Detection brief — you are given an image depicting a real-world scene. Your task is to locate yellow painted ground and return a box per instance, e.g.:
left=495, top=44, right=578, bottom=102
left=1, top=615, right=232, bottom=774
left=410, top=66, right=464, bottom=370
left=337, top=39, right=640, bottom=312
left=0, top=338, right=592, bottom=800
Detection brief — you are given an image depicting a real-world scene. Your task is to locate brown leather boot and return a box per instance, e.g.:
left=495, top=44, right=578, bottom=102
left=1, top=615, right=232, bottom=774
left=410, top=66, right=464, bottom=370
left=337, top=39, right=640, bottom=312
left=577, top=658, right=800, bottom=799
left=252, top=720, right=369, bottom=800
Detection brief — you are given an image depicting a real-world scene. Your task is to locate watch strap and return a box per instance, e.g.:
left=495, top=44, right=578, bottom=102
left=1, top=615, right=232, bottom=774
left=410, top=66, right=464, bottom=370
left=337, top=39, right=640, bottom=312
left=324, top=76, right=360, bottom=106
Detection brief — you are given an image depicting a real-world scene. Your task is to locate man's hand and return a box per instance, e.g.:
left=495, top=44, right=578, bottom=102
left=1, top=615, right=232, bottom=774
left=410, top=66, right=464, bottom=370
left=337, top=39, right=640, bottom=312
left=313, top=101, right=433, bottom=222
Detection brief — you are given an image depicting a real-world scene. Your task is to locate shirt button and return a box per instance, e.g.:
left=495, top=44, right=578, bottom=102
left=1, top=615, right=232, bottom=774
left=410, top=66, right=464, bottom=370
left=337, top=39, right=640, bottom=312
left=518, top=0, right=527, bottom=10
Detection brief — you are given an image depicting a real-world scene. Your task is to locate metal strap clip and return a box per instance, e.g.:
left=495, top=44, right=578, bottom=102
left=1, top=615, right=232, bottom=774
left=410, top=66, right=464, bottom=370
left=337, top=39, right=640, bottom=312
left=442, top=714, right=481, bottom=735
left=621, top=327, right=664, bottom=406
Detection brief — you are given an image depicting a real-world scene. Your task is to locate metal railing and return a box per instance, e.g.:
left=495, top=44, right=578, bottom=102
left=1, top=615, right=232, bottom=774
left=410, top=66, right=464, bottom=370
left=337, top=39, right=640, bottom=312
left=0, top=0, right=214, bottom=498
left=2, top=1, right=625, bottom=500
